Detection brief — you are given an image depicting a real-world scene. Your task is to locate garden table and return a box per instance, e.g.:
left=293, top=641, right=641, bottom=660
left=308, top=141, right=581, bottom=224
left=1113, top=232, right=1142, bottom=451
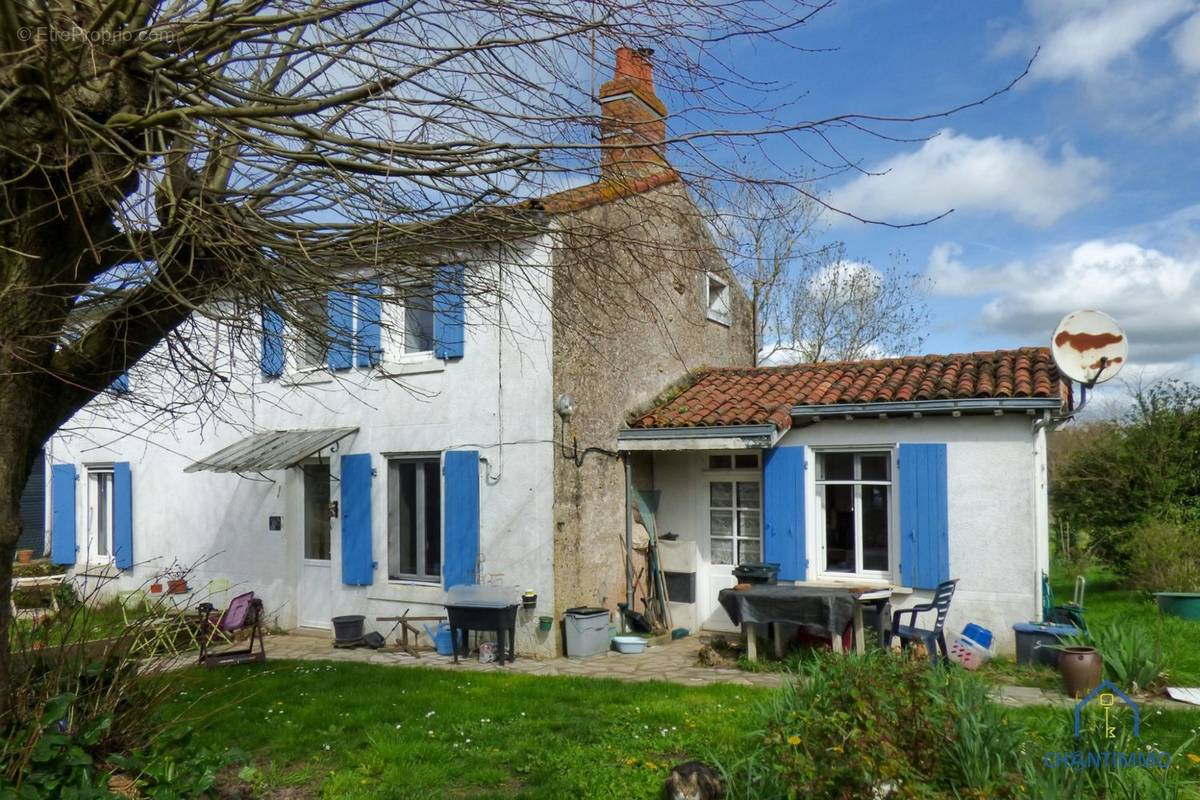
left=718, top=584, right=892, bottom=660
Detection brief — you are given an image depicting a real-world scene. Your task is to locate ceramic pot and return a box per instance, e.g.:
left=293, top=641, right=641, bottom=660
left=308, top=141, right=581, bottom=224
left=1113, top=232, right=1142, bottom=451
left=1060, top=646, right=1103, bottom=698
left=16, top=549, right=33, bottom=564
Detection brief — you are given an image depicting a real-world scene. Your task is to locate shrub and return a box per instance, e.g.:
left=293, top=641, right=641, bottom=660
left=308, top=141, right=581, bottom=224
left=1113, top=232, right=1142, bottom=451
left=1121, top=514, right=1200, bottom=593
left=1, top=566, right=236, bottom=798
left=1067, top=623, right=1166, bottom=693
left=721, top=652, right=1026, bottom=799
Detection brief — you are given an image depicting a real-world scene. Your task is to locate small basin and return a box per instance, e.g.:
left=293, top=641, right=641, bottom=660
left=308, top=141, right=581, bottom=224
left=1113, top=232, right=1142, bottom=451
left=1154, top=593, right=1200, bottom=620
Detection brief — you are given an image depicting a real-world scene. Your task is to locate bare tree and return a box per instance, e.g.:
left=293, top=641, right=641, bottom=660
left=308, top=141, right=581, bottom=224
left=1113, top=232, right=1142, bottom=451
left=706, top=183, right=930, bottom=364
left=0, top=0, right=1023, bottom=709
left=776, top=249, right=931, bottom=363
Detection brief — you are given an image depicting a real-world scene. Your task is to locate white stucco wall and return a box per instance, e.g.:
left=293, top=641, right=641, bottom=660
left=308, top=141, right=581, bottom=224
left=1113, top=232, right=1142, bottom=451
left=48, top=235, right=563, bottom=656
left=650, top=413, right=1050, bottom=653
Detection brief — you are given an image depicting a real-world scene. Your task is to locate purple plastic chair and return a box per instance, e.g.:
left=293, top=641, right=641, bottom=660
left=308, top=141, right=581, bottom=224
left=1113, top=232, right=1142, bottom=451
left=197, top=591, right=266, bottom=667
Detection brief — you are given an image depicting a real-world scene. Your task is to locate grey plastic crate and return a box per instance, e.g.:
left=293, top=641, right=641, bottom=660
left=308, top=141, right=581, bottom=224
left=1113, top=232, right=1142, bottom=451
left=564, top=607, right=611, bottom=658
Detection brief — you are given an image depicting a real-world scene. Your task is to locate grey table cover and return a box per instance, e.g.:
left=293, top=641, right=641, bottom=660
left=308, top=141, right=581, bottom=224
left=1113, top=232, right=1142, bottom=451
left=718, top=585, right=859, bottom=638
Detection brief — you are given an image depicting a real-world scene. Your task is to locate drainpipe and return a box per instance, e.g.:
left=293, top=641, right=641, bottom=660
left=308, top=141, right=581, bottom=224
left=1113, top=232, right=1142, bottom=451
left=624, top=454, right=633, bottom=617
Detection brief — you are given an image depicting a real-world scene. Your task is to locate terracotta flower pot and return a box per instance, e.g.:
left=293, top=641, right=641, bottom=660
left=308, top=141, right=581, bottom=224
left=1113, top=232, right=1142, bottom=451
left=167, top=579, right=188, bottom=595
left=149, top=583, right=163, bottom=594
left=1060, top=646, right=1104, bottom=699
left=16, top=549, right=33, bottom=564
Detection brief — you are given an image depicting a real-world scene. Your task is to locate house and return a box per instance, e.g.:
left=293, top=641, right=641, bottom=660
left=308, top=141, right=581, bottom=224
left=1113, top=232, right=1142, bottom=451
left=619, top=348, right=1067, bottom=653
left=42, top=48, right=754, bottom=657
left=40, top=47, right=1065, bottom=658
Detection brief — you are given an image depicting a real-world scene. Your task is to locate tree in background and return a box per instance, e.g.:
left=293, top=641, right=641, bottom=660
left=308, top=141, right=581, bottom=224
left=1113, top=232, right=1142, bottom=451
left=706, top=181, right=930, bottom=364
left=1051, top=380, right=1200, bottom=585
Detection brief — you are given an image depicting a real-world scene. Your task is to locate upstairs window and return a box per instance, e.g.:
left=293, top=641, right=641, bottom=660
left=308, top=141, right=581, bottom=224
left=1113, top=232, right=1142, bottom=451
left=706, top=273, right=731, bottom=325
left=400, top=284, right=435, bottom=355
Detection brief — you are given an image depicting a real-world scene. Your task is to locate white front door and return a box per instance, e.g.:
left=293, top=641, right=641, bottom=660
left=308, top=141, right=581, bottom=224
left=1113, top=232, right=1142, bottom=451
left=298, top=462, right=333, bottom=629
left=701, top=470, right=762, bottom=632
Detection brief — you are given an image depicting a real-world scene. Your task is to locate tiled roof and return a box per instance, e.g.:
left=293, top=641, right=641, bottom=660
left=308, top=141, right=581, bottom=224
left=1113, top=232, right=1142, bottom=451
left=629, top=348, right=1064, bottom=430
left=536, top=169, right=680, bottom=214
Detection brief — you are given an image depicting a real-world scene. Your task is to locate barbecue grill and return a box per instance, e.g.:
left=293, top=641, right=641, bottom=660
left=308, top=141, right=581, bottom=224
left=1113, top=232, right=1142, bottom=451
left=443, top=586, right=521, bottom=665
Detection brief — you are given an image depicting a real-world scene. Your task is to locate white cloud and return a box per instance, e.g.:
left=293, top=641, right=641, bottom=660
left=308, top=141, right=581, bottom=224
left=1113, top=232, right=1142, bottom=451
left=926, top=239, right=1200, bottom=365
left=1172, top=12, right=1200, bottom=71
left=1000, top=0, right=1194, bottom=82
left=828, top=129, right=1107, bottom=228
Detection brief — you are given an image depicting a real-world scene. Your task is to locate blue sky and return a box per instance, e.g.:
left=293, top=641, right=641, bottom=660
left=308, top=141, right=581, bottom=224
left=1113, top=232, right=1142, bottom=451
left=713, top=0, right=1200, bottom=388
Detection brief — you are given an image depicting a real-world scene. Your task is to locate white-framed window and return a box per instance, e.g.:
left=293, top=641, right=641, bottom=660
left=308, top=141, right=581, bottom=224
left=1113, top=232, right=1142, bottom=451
left=289, top=296, right=328, bottom=372
left=706, top=272, right=731, bottom=325
left=86, top=467, right=115, bottom=563
left=815, top=450, right=893, bottom=577
left=387, top=456, right=441, bottom=581
left=382, top=283, right=435, bottom=358
left=708, top=477, right=762, bottom=566
left=707, top=453, right=759, bottom=470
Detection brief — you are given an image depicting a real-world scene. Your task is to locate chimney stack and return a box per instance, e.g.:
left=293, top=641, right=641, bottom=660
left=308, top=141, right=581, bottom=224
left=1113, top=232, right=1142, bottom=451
left=598, top=47, right=669, bottom=181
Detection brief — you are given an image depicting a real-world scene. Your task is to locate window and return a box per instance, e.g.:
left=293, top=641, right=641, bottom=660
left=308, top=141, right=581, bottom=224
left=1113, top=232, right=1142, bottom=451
left=400, top=284, right=435, bottom=354
left=303, top=463, right=331, bottom=560
left=706, top=273, right=731, bottom=325
left=709, top=479, right=761, bottom=566
left=86, top=468, right=114, bottom=561
left=291, top=296, right=328, bottom=371
left=816, top=451, right=892, bottom=576
left=708, top=453, right=759, bottom=470
left=388, top=457, right=441, bottom=581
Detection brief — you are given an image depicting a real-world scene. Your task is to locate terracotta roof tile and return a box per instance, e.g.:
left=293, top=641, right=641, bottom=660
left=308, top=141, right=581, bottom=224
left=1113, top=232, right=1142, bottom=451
left=630, top=348, right=1065, bottom=430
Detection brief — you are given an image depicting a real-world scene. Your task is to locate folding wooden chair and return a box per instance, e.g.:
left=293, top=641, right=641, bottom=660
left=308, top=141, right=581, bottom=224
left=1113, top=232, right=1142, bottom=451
left=196, top=591, right=266, bottom=667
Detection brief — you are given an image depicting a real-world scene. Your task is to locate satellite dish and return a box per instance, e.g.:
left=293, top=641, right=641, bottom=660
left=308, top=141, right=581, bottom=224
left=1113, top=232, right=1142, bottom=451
left=1051, top=310, right=1128, bottom=386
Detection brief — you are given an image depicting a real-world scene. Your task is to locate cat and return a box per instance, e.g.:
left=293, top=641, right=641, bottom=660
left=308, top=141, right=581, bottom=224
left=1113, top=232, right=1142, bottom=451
left=664, top=760, right=726, bottom=800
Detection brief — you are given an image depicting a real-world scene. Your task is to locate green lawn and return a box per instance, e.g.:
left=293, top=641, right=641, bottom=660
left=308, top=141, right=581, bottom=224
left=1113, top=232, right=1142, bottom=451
left=165, top=661, right=767, bottom=799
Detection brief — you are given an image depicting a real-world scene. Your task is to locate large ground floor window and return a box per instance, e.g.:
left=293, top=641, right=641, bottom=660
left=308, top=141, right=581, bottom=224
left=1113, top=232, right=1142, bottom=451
left=388, top=457, right=441, bottom=581
left=816, top=450, right=892, bottom=576
left=86, top=467, right=114, bottom=562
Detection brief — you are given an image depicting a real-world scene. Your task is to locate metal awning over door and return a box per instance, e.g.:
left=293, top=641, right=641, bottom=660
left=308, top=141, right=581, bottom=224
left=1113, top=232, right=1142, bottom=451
left=184, top=428, right=358, bottom=473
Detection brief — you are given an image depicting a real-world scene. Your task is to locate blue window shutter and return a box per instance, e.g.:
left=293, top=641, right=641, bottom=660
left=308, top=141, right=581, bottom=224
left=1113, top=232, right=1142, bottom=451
left=355, top=282, right=382, bottom=367
left=261, top=305, right=284, bottom=378
left=113, top=462, right=133, bottom=570
left=340, top=453, right=374, bottom=585
left=50, top=464, right=77, bottom=566
left=899, top=443, right=950, bottom=589
left=433, top=265, right=465, bottom=360
left=111, top=373, right=130, bottom=393
left=762, top=446, right=806, bottom=581
left=327, top=290, right=355, bottom=370
left=442, top=450, right=480, bottom=588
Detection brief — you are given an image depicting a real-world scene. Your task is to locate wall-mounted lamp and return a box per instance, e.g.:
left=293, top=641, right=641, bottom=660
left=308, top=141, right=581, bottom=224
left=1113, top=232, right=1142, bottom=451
left=555, top=393, right=576, bottom=421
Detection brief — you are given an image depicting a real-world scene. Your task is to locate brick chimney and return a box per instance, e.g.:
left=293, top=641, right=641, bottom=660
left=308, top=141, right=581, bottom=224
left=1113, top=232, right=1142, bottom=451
left=598, top=47, right=669, bottom=181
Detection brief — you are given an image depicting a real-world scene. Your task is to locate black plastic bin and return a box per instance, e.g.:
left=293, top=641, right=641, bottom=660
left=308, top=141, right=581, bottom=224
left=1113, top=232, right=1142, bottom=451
left=732, top=562, right=780, bottom=585
left=332, top=614, right=365, bottom=644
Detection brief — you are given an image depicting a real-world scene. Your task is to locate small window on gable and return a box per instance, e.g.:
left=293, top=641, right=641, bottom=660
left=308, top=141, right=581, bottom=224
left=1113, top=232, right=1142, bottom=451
left=706, top=273, right=731, bottom=325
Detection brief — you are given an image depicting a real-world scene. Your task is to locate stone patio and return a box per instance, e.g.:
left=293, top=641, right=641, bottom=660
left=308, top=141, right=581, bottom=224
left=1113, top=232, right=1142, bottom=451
left=260, top=630, right=785, bottom=688
left=243, top=630, right=1199, bottom=710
